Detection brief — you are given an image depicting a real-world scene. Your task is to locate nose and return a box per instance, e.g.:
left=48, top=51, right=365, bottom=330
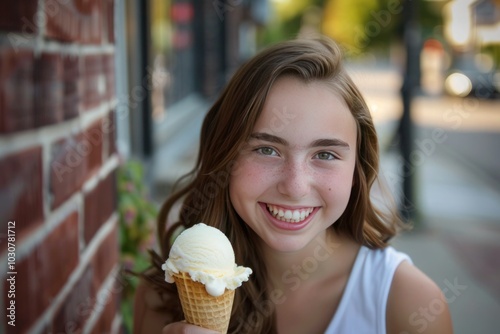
left=276, top=159, right=311, bottom=199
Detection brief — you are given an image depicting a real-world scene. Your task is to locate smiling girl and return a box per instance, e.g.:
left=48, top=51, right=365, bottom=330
left=134, top=37, right=453, bottom=334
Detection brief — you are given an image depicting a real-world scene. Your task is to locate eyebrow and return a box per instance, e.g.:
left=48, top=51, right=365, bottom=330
left=250, top=132, right=350, bottom=150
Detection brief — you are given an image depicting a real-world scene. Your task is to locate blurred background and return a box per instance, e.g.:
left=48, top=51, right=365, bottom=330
left=0, top=0, right=499, bottom=333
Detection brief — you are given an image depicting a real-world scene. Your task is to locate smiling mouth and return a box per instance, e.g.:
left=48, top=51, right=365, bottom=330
left=266, top=204, right=315, bottom=223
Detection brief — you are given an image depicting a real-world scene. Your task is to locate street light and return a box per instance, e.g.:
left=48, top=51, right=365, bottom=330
left=444, top=72, right=473, bottom=96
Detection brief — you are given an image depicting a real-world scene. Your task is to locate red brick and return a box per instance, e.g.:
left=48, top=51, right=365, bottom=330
left=50, top=118, right=111, bottom=209
left=45, top=0, right=103, bottom=44
left=104, top=110, right=117, bottom=157
left=77, top=0, right=103, bottom=44
left=0, top=48, right=35, bottom=133
left=90, top=286, right=119, bottom=334
left=7, top=212, right=79, bottom=333
left=0, top=1, right=38, bottom=33
left=103, top=0, right=115, bottom=43
left=45, top=0, right=80, bottom=42
left=83, top=170, right=117, bottom=244
left=82, top=55, right=104, bottom=110
left=92, top=225, right=124, bottom=333
left=53, top=222, right=119, bottom=334
left=63, top=54, right=81, bottom=120
left=0, top=147, right=43, bottom=240
left=103, top=53, right=115, bottom=99
left=34, top=52, right=64, bottom=127
left=52, top=265, right=98, bottom=334
left=84, top=120, right=104, bottom=179
left=50, top=135, right=86, bottom=209
left=93, top=221, right=119, bottom=284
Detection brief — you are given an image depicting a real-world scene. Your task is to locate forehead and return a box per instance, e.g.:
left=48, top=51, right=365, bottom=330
left=253, top=76, right=357, bottom=144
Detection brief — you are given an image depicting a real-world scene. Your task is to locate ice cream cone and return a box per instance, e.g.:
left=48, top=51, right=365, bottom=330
left=163, top=224, right=251, bottom=332
left=174, top=272, right=235, bottom=334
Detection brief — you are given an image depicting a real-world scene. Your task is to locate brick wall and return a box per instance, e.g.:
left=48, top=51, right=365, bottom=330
left=0, top=1, right=122, bottom=333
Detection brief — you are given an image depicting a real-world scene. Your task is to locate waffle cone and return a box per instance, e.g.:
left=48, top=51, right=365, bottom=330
left=173, top=272, right=235, bottom=334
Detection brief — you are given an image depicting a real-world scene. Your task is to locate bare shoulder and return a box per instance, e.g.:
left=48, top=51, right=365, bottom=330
left=386, top=261, right=454, bottom=334
left=133, top=278, right=169, bottom=334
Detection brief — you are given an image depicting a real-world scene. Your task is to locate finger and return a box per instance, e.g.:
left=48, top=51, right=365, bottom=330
left=162, top=322, right=220, bottom=334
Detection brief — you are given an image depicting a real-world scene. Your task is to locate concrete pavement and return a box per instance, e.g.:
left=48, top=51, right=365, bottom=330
left=381, top=149, right=500, bottom=334
left=151, top=95, right=500, bottom=334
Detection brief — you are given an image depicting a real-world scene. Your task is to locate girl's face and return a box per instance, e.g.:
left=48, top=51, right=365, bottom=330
left=229, top=76, right=357, bottom=253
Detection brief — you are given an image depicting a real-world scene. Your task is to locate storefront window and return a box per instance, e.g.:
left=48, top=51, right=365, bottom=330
left=150, top=0, right=197, bottom=123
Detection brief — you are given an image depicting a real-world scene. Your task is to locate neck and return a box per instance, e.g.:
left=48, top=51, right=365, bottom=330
left=262, top=229, right=351, bottom=291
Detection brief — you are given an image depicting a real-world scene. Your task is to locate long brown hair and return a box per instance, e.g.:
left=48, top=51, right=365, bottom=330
left=143, top=37, right=405, bottom=333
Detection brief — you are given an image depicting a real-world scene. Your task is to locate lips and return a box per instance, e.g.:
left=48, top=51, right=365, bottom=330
left=266, top=204, right=314, bottom=223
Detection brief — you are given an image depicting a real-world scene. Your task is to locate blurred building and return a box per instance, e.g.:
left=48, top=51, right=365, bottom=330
left=444, top=0, right=500, bottom=50
left=120, top=0, right=269, bottom=161
left=473, top=0, right=500, bottom=45
left=443, top=0, right=500, bottom=98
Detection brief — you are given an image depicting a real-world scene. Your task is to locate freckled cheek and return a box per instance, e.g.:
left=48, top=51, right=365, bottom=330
left=320, top=173, right=354, bottom=204
left=230, top=164, right=277, bottom=195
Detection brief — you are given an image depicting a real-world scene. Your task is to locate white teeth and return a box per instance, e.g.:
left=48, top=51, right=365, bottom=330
left=266, top=204, right=314, bottom=223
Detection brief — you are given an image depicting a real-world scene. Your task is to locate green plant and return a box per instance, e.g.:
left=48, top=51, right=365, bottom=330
left=117, top=159, right=158, bottom=332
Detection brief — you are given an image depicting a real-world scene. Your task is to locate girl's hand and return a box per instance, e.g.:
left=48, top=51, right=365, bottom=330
left=162, top=321, right=220, bottom=334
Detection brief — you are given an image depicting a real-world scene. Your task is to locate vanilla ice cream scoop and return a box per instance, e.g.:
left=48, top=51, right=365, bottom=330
left=162, top=223, right=252, bottom=297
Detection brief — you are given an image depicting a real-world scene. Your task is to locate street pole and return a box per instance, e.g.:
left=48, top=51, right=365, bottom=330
left=139, top=0, right=153, bottom=158
left=400, top=0, right=420, bottom=224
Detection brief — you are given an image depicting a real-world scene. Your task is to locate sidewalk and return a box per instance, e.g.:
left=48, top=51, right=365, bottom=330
left=380, top=149, right=500, bottom=334
left=151, top=109, right=500, bottom=333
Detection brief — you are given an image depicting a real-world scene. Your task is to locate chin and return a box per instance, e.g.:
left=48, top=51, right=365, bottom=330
left=262, top=235, right=314, bottom=254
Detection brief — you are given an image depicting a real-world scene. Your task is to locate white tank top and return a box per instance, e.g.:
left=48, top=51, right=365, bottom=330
left=324, top=246, right=412, bottom=334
